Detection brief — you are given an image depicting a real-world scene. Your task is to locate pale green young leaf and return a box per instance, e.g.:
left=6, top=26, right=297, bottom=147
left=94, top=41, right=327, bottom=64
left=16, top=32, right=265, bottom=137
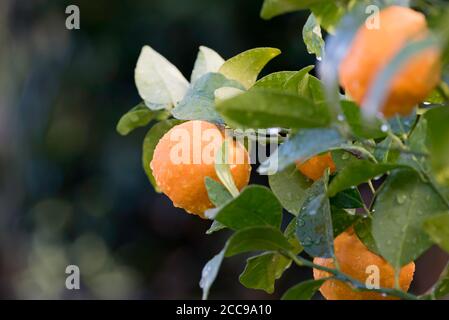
left=135, top=45, right=189, bottom=107
left=302, top=14, right=324, bottom=59
left=219, top=48, right=281, bottom=89
left=191, top=46, right=225, bottom=83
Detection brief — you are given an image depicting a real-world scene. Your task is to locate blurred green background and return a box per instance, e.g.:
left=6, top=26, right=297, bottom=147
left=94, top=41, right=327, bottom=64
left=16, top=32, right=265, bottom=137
left=0, top=0, right=446, bottom=299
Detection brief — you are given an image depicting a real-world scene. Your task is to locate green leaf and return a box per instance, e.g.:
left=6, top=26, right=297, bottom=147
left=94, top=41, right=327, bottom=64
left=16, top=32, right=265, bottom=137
left=423, top=213, right=449, bottom=253
left=239, top=252, right=292, bottom=294
left=429, top=262, right=449, bottom=299
left=355, top=218, right=380, bottom=255
left=327, top=161, right=407, bottom=197
left=116, top=103, right=154, bottom=136
left=302, top=14, right=324, bottom=59
left=296, top=176, right=335, bottom=258
left=191, top=46, right=225, bottom=83
left=172, top=72, right=244, bottom=123
left=374, top=136, right=400, bottom=164
left=340, top=101, right=385, bottom=139
left=238, top=218, right=303, bottom=293
left=259, top=128, right=344, bottom=175
left=219, top=48, right=281, bottom=89
left=331, top=149, right=357, bottom=171
left=225, top=226, right=293, bottom=257
left=330, top=188, right=364, bottom=209
left=199, top=248, right=226, bottom=300
left=281, top=279, right=326, bottom=300
left=214, top=139, right=240, bottom=197
left=268, top=164, right=312, bottom=216
left=332, top=207, right=360, bottom=237
left=204, top=177, right=232, bottom=235
left=142, top=119, right=183, bottom=192
left=205, top=177, right=233, bottom=207
left=282, top=66, right=321, bottom=94
left=388, top=110, right=417, bottom=137
left=253, top=71, right=298, bottom=90
left=212, top=185, right=283, bottom=230
left=372, top=169, right=447, bottom=269
left=260, top=0, right=325, bottom=20
left=423, top=106, right=449, bottom=187
left=310, top=2, right=346, bottom=33
left=298, top=74, right=326, bottom=103
left=206, top=220, right=226, bottom=235
left=217, top=89, right=330, bottom=130
left=135, top=45, right=189, bottom=108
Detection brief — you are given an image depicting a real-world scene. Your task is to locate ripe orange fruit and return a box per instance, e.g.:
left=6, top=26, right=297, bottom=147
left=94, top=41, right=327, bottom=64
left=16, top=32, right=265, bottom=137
left=313, top=228, right=415, bottom=300
left=296, top=152, right=336, bottom=181
left=150, top=120, right=251, bottom=217
left=339, top=6, right=441, bottom=118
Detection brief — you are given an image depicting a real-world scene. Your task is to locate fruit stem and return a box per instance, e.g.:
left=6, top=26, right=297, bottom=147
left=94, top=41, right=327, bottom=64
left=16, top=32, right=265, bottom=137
left=284, top=251, right=419, bottom=300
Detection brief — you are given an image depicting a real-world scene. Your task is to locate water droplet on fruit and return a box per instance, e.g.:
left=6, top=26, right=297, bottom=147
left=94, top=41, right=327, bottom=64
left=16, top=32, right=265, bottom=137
left=337, top=114, right=345, bottom=122
left=381, top=124, right=389, bottom=132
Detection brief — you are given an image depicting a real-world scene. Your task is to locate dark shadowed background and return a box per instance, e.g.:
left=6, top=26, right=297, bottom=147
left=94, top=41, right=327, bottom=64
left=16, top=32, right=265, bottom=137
left=0, top=0, right=446, bottom=299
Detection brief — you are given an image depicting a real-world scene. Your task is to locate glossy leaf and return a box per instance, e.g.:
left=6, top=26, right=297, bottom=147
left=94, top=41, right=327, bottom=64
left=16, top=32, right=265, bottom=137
left=327, top=161, right=407, bottom=197
left=216, top=89, right=331, bottom=130
left=253, top=71, right=297, bottom=90
left=225, top=226, right=293, bottom=257
left=239, top=218, right=303, bottom=293
left=354, top=218, right=380, bottom=255
left=332, top=208, right=360, bottom=237
left=268, top=164, right=312, bottom=215
left=388, top=110, right=417, bottom=137
left=372, top=170, right=446, bottom=269
left=219, top=48, right=281, bottom=89
left=212, top=186, right=283, bottom=230
left=296, top=177, right=334, bottom=258
left=330, top=188, right=364, bottom=209
left=281, top=279, right=326, bottom=300
left=239, top=252, right=292, bottom=294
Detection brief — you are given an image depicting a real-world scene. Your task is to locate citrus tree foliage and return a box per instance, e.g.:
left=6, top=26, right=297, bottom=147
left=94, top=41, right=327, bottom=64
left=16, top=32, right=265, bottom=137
left=118, top=0, right=449, bottom=300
